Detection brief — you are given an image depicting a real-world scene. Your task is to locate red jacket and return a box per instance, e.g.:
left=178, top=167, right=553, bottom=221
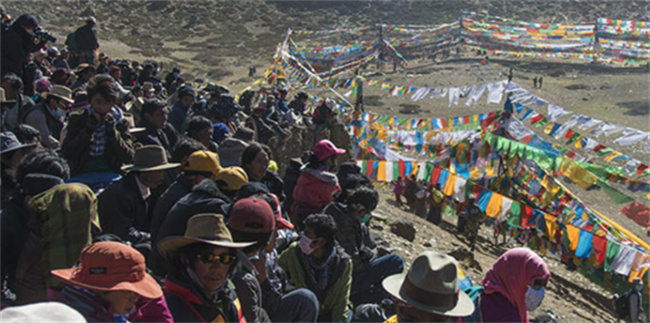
left=292, top=167, right=340, bottom=222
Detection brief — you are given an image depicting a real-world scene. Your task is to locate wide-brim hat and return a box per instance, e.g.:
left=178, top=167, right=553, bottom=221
left=0, top=132, right=37, bottom=154
left=74, top=63, right=96, bottom=75
left=158, top=213, right=254, bottom=258
left=48, top=85, right=74, bottom=104
left=121, top=145, right=180, bottom=172
left=382, top=251, right=475, bottom=317
left=51, top=241, right=162, bottom=300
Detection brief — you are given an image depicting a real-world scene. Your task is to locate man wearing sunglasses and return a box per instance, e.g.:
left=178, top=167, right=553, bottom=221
left=158, top=213, right=253, bottom=322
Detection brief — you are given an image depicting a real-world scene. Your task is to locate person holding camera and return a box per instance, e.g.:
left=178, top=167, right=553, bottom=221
left=1, top=14, right=49, bottom=79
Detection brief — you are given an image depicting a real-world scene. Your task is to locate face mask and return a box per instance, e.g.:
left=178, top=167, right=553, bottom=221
left=173, top=72, right=180, bottom=78
left=358, top=214, right=371, bottom=224
left=525, top=286, right=545, bottom=311
left=299, top=234, right=315, bottom=255
left=54, top=107, right=66, bottom=118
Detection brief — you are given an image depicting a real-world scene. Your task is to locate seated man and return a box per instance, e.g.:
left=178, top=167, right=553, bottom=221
left=98, top=145, right=179, bottom=250
left=323, top=187, right=404, bottom=305
left=381, top=251, right=475, bottom=322
left=278, top=213, right=353, bottom=322
left=61, top=75, right=134, bottom=186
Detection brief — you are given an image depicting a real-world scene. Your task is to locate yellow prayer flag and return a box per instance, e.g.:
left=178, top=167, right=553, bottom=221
left=604, top=151, right=623, bottom=162
left=544, top=214, right=558, bottom=239
left=566, top=225, right=580, bottom=251
left=443, top=174, right=456, bottom=196
left=485, top=194, right=503, bottom=218
left=377, top=161, right=387, bottom=182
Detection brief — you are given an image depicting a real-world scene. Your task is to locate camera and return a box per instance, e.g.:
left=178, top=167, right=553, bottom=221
left=34, top=27, right=57, bottom=43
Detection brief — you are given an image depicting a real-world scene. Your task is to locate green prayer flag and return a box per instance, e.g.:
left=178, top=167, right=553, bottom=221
left=604, top=240, right=622, bottom=272
left=597, top=179, right=635, bottom=205
left=507, top=201, right=522, bottom=228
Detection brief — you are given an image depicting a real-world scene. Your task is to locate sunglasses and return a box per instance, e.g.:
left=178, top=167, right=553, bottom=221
left=196, top=253, right=237, bottom=265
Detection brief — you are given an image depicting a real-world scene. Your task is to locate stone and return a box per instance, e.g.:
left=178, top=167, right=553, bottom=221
left=447, top=246, right=482, bottom=271
left=390, top=221, right=416, bottom=242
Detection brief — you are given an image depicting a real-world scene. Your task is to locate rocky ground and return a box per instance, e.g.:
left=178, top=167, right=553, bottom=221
left=5, top=1, right=650, bottom=321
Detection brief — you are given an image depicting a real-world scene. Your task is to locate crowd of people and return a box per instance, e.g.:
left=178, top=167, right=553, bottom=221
left=3, top=11, right=641, bottom=323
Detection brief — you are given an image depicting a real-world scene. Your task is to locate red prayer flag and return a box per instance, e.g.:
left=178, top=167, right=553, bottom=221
left=520, top=205, right=534, bottom=228
left=592, top=235, right=607, bottom=264
left=430, top=166, right=442, bottom=185
left=593, top=144, right=607, bottom=153
left=398, top=160, right=406, bottom=179
left=564, top=129, right=575, bottom=139
left=637, top=163, right=649, bottom=176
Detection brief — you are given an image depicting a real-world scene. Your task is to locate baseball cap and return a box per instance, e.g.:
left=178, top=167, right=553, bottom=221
left=214, top=166, right=248, bottom=191
left=227, top=197, right=275, bottom=233
left=313, top=139, right=346, bottom=161
left=254, top=193, right=294, bottom=230
left=184, top=150, right=222, bottom=177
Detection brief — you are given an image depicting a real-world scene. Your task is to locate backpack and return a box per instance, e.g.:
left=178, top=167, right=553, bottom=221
left=65, top=31, right=76, bottom=51
left=613, top=290, right=633, bottom=319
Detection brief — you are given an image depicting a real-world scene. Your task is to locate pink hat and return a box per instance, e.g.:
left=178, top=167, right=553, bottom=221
left=313, top=139, right=346, bottom=161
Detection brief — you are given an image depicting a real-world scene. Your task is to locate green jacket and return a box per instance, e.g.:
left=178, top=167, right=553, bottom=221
left=278, top=242, right=353, bottom=322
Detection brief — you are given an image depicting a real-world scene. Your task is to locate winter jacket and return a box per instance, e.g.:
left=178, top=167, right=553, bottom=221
left=258, top=170, right=285, bottom=203
left=74, top=24, right=99, bottom=51
left=61, top=106, right=134, bottom=176
left=49, top=285, right=173, bottom=323
left=168, top=101, right=189, bottom=133
left=323, top=202, right=377, bottom=273
left=278, top=242, right=353, bottom=323
left=232, top=260, right=272, bottom=323
left=164, top=269, right=244, bottom=323
left=97, top=173, right=152, bottom=244
left=2, top=94, right=35, bottom=132
left=217, top=137, right=249, bottom=167
left=23, top=102, right=64, bottom=149
left=134, top=119, right=175, bottom=160
left=292, top=166, right=340, bottom=224
left=150, top=179, right=230, bottom=276
left=150, top=174, right=194, bottom=245
left=1, top=25, right=42, bottom=78
left=282, top=162, right=302, bottom=214
left=12, top=183, right=100, bottom=305
left=1, top=199, right=27, bottom=300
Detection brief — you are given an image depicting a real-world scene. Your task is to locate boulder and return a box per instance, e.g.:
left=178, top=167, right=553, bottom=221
left=447, top=246, right=482, bottom=271
left=390, top=221, right=416, bottom=242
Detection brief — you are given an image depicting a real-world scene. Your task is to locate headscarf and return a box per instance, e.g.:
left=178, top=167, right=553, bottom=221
left=481, top=248, right=551, bottom=322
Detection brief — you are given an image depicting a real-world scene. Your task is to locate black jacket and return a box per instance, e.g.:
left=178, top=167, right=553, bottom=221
left=282, top=163, right=302, bottom=214
left=1, top=25, right=41, bottom=77
left=150, top=175, right=194, bottom=245
left=61, top=107, right=134, bottom=176
left=261, top=170, right=285, bottom=203
left=134, top=119, right=174, bottom=159
left=323, top=201, right=377, bottom=273
left=74, top=24, right=99, bottom=51
left=150, top=179, right=230, bottom=276
left=97, top=173, right=152, bottom=244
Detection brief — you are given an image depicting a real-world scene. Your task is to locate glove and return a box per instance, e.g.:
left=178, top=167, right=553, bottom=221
left=104, top=115, right=116, bottom=133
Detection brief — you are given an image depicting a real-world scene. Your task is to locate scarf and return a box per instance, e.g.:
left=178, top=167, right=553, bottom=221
left=482, top=248, right=551, bottom=323
left=298, top=247, right=336, bottom=296
left=186, top=267, right=223, bottom=303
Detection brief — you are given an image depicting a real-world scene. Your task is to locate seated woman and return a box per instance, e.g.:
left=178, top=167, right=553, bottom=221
left=157, top=213, right=253, bottom=322
left=478, top=247, right=551, bottom=322
left=49, top=241, right=171, bottom=322
left=291, top=140, right=346, bottom=228
left=241, top=142, right=285, bottom=201
left=278, top=213, right=353, bottom=322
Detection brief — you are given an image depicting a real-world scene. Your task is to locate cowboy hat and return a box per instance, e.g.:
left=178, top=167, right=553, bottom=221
left=0, top=132, right=36, bottom=154
left=48, top=85, right=74, bottom=104
left=121, top=145, right=180, bottom=172
left=158, top=213, right=254, bottom=258
left=51, top=241, right=163, bottom=300
left=382, top=251, right=475, bottom=317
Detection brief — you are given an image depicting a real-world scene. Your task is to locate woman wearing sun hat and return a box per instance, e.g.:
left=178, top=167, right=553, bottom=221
left=158, top=213, right=254, bottom=322
left=49, top=241, right=172, bottom=322
left=291, top=139, right=347, bottom=229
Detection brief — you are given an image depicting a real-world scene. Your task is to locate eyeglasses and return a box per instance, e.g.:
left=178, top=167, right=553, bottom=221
left=196, top=253, right=237, bottom=265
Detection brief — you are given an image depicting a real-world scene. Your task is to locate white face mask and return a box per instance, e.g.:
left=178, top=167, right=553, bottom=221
left=54, top=107, right=66, bottom=118
left=525, top=286, right=545, bottom=311
left=299, top=234, right=315, bottom=255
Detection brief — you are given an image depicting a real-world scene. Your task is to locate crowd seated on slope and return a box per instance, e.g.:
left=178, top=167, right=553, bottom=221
left=0, top=12, right=560, bottom=323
